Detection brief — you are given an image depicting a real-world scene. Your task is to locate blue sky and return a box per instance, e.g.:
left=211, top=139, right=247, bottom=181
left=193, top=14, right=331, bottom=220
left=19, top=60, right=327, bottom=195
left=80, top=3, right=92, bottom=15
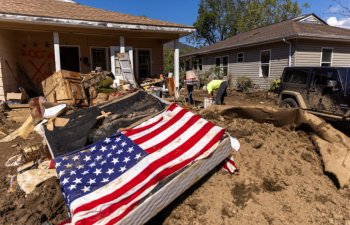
left=75, top=0, right=350, bottom=36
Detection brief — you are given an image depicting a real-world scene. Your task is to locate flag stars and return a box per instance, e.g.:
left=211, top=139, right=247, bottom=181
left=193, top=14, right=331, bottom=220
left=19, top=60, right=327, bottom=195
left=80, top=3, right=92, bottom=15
left=135, top=153, right=142, bottom=160
left=88, top=178, right=96, bottom=185
left=127, top=147, right=134, bottom=153
left=90, top=146, right=97, bottom=152
left=72, top=155, right=80, bottom=161
left=101, top=160, right=107, bottom=165
left=62, top=177, right=69, bottom=185
left=119, top=166, right=127, bottom=173
left=65, top=163, right=73, bottom=168
left=106, top=168, right=114, bottom=175
left=59, top=170, right=65, bottom=177
left=68, top=184, right=77, bottom=191
left=111, top=145, right=117, bottom=150
left=104, top=138, right=111, bottom=143
left=82, top=170, right=89, bottom=175
left=83, top=155, right=91, bottom=162
left=101, top=178, right=109, bottom=183
left=62, top=156, right=68, bottom=160
left=70, top=170, right=76, bottom=176
left=107, top=153, right=112, bottom=158
left=55, top=161, right=61, bottom=167
left=121, top=142, right=127, bottom=147
left=115, top=137, right=121, bottom=142
left=117, top=149, right=123, bottom=155
left=111, top=158, right=119, bottom=165
left=77, top=165, right=84, bottom=169
left=82, top=186, right=90, bottom=193
left=73, top=178, right=82, bottom=184
left=93, top=168, right=102, bottom=176
left=123, top=157, right=130, bottom=164
left=100, top=146, right=107, bottom=152
left=89, top=162, right=96, bottom=168
left=96, top=155, right=103, bottom=161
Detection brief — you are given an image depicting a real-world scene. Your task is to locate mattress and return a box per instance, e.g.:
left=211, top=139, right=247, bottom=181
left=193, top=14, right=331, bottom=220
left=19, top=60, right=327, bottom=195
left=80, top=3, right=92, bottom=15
left=118, top=137, right=232, bottom=225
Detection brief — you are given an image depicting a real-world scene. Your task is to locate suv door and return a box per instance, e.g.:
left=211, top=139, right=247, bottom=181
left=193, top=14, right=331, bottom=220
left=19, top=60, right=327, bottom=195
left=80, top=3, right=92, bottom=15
left=307, top=68, right=343, bottom=115
left=280, top=67, right=311, bottom=98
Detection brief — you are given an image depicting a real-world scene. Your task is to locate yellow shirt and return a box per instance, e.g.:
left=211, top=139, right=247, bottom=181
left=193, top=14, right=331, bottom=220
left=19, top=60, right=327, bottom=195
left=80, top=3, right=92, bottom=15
left=207, top=80, right=223, bottom=94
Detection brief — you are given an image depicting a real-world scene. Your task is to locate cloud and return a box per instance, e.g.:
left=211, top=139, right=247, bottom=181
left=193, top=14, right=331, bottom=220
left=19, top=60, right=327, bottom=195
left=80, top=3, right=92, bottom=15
left=328, top=5, right=343, bottom=14
left=327, top=16, right=350, bottom=28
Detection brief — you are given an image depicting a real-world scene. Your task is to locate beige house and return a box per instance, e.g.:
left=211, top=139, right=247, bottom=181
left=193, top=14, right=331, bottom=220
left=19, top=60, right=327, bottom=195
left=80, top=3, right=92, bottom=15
left=0, top=0, right=194, bottom=100
left=181, top=14, right=350, bottom=89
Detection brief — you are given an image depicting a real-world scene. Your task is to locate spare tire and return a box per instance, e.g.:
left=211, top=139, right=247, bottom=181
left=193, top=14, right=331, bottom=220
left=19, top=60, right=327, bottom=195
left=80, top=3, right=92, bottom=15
left=280, top=98, right=299, bottom=108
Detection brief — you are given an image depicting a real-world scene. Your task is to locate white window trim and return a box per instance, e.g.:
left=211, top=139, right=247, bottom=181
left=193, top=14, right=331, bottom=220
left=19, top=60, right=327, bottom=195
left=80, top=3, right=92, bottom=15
left=259, top=49, right=271, bottom=78
left=60, top=45, right=81, bottom=72
left=90, top=46, right=109, bottom=71
left=237, top=52, right=244, bottom=63
left=320, top=47, right=333, bottom=67
left=221, top=55, right=229, bottom=76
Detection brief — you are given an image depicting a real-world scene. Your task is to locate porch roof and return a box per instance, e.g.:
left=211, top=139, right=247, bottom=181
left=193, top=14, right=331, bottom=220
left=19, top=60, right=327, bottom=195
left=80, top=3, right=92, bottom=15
left=0, top=0, right=195, bottom=35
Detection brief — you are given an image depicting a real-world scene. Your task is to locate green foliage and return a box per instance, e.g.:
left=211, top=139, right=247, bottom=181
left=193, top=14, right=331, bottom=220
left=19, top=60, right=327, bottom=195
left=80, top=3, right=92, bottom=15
left=190, top=0, right=307, bottom=45
left=198, top=66, right=223, bottom=86
left=236, top=76, right=254, bottom=92
left=269, top=78, right=281, bottom=92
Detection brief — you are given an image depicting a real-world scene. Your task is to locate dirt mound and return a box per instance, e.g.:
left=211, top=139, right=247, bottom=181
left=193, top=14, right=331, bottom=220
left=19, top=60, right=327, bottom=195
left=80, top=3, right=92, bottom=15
left=154, top=117, right=350, bottom=225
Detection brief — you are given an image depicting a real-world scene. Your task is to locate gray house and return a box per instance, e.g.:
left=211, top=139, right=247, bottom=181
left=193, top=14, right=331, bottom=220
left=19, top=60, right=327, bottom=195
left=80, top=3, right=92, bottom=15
left=181, top=14, right=350, bottom=89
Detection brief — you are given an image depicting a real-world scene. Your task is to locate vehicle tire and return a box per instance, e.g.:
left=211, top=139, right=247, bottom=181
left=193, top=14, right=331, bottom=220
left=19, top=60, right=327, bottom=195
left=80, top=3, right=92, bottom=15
left=280, top=98, right=299, bottom=108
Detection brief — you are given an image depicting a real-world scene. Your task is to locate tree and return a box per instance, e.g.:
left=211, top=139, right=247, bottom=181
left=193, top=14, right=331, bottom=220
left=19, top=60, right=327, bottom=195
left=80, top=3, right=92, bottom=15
left=190, top=0, right=308, bottom=46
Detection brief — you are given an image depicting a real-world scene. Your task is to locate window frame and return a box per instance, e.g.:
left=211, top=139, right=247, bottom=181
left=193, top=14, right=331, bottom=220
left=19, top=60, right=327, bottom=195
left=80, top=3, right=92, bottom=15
left=198, top=57, right=203, bottom=71
left=221, top=55, right=229, bottom=76
left=237, top=52, right=244, bottom=63
left=320, top=47, right=333, bottom=67
left=90, top=47, right=109, bottom=71
left=259, top=49, right=271, bottom=78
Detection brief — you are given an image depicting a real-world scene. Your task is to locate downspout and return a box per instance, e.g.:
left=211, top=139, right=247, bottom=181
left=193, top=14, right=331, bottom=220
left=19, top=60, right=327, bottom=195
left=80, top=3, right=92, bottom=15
left=283, top=38, right=292, bottom=67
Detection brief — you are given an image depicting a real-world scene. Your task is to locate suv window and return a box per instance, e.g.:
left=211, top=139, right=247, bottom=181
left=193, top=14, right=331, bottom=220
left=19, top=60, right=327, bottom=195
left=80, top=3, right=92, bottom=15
left=313, top=69, right=338, bottom=86
left=283, top=68, right=309, bottom=84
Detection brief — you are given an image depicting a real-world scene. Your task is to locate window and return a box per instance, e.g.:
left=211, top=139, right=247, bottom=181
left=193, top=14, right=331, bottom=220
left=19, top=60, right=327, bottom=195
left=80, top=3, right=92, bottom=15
left=313, top=68, right=338, bottom=86
left=237, top=52, right=244, bottom=63
left=215, top=57, right=221, bottom=67
left=193, top=59, right=198, bottom=71
left=260, top=50, right=271, bottom=77
left=283, top=68, right=309, bottom=84
left=91, top=47, right=108, bottom=70
left=222, top=56, right=228, bottom=76
left=321, top=48, right=333, bottom=67
left=198, top=58, right=203, bottom=71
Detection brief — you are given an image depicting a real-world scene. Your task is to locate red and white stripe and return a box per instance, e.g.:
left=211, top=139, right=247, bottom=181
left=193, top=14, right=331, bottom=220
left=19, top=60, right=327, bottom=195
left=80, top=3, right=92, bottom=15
left=222, top=155, right=239, bottom=174
left=67, top=104, right=225, bottom=225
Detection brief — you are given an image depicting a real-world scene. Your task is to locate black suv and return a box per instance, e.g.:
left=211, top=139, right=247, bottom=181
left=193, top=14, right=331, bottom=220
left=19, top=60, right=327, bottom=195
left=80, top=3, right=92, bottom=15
left=278, top=67, right=350, bottom=121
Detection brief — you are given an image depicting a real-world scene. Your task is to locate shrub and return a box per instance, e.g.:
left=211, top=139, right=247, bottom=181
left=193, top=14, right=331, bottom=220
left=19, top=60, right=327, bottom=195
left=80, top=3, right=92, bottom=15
left=236, top=76, right=253, bottom=92
left=269, top=78, right=281, bottom=92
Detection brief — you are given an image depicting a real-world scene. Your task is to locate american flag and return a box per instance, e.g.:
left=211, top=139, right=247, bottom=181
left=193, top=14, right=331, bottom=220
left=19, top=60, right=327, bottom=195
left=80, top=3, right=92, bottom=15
left=55, top=104, right=225, bottom=225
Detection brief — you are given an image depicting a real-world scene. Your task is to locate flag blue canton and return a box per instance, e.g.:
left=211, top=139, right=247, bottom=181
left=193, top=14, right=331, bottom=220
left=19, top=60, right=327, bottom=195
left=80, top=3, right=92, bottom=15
left=54, top=133, right=148, bottom=207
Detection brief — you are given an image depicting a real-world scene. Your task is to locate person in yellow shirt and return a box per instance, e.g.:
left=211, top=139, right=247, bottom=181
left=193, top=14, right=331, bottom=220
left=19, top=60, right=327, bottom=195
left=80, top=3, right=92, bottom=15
left=207, top=79, right=228, bottom=105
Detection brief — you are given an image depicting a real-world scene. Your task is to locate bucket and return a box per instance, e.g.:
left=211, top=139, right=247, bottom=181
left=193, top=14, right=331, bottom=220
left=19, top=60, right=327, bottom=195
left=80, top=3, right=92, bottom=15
left=204, top=97, right=214, bottom=109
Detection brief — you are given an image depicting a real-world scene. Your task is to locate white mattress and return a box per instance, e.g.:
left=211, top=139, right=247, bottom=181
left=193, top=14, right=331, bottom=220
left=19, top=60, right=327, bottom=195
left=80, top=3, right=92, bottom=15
left=119, top=137, right=232, bottom=225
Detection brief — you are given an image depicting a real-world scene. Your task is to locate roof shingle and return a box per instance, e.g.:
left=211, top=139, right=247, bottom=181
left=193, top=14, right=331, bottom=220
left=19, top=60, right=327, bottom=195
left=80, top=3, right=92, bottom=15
left=0, top=0, right=192, bottom=28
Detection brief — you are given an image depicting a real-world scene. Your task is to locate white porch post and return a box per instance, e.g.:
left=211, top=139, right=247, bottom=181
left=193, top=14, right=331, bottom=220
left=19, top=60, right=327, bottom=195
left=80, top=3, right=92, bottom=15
left=120, top=36, right=125, bottom=53
left=174, top=39, right=180, bottom=88
left=53, top=32, right=61, bottom=71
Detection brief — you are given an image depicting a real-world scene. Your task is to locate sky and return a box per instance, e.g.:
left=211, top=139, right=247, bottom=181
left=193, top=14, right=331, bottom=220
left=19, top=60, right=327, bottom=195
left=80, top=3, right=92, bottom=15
left=75, top=0, right=350, bottom=38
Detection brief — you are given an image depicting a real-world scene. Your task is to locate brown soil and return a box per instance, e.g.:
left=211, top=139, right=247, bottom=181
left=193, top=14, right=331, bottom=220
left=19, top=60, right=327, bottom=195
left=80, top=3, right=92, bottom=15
left=0, top=90, right=349, bottom=225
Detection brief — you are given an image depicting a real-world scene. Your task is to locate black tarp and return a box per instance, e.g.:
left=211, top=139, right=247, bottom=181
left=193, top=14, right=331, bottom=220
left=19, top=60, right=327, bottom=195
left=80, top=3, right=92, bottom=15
left=44, top=91, right=166, bottom=157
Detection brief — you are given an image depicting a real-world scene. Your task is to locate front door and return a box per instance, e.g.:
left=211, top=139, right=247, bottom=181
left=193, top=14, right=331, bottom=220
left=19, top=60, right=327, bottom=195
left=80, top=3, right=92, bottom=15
left=60, top=46, right=80, bottom=72
left=136, top=49, right=151, bottom=79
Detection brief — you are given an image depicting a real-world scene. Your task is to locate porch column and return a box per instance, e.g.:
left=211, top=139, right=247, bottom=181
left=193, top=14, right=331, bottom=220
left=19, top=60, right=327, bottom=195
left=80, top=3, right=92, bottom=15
left=174, top=39, right=180, bottom=88
left=53, top=32, right=61, bottom=72
left=120, top=36, right=125, bottom=53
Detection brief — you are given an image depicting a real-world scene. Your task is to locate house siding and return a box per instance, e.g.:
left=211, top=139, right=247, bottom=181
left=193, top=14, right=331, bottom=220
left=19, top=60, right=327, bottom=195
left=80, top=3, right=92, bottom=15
left=198, top=42, right=290, bottom=89
left=295, top=40, right=350, bottom=67
left=0, top=30, right=18, bottom=101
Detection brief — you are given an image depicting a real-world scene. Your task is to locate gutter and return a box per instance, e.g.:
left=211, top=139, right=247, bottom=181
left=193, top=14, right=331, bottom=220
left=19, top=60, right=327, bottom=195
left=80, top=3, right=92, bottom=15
left=0, top=13, right=196, bottom=36
left=181, top=34, right=299, bottom=57
left=283, top=38, right=292, bottom=67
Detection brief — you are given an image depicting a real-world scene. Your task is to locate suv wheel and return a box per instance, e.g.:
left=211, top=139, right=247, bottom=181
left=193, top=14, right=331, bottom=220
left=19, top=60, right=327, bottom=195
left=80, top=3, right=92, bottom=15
left=280, top=98, right=299, bottom=108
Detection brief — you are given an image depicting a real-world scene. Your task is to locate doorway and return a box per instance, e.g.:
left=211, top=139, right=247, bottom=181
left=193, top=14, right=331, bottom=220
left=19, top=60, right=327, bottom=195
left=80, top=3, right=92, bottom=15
left=136, top=49, right=151, bottom=79
left=60, top=46, right=80, bottom=72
